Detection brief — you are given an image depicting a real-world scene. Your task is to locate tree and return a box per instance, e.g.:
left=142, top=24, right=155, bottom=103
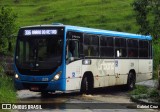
left=132, top=0, right=160, bottom=38
left=152, top=0, right=160, bottom=39
left=132, top=0, right=150, bottom=35
left=14, top=0, right=20, bottom=3
left=0, top=7, right=17, bottom=54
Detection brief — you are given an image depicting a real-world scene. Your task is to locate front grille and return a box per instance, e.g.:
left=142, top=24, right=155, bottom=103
left=18, top=69, right=53, bottom=76
left=23, top=83, right=48, bottom=90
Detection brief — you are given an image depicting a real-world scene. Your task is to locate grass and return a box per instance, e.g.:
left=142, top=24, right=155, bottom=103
left=0, top=61, right=17, bottom=104
left=0, top=76, right=17, bottom=103
left=0, top=57, right=17, bottom=111
left=130, top=85, right=160, bottom=103
left=130, top=85, right=148, bottom=96
left=0, top=0, right=138, bottom=33
left=0, top=77, right=17, bottom=112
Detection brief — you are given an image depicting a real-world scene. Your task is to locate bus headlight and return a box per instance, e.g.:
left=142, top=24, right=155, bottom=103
left=53, top=71, right=62, bottom=81
left=15, top=74, right=19, bottom=79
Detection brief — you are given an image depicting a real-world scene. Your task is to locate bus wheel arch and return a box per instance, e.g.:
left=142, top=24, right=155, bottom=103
left=126, top=69, right=136, bottom=90
left=80, top=71, right=94, bottom=94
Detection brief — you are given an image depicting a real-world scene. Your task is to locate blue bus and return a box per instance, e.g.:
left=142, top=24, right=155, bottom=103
left=14, top=24, right=153, bottom=95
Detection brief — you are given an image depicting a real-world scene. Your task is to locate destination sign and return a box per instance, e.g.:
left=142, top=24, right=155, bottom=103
left=24, top=29, right=58, bottom=36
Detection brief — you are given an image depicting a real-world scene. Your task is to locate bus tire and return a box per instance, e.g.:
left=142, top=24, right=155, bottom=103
left=81, top=76, right=90, bottom=94
left=126, top=72, right=136, bottom=90
left=41, top=91, right=49, bottom=97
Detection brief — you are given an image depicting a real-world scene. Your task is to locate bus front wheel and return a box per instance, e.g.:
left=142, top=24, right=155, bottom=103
left=81, top=76, right=90, bottom=94
left=126, top=72, right=136, bottom=90
left=41, top=91, right=49, bottom=97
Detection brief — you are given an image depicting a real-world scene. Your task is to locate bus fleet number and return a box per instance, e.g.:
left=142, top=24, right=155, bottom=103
left=98, top=62, right=114, bottom=71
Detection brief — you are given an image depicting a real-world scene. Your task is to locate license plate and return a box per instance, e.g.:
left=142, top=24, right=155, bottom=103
left=30, top=86, right=39, bottom=91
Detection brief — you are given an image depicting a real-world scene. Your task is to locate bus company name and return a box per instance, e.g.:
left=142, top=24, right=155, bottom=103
left=98, top=62, right=114, bottom=71
left=24, top=29, right=57, bottom=36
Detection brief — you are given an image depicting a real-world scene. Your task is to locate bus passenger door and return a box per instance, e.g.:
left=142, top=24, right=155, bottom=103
left=66, top=31, right=83, bottom=91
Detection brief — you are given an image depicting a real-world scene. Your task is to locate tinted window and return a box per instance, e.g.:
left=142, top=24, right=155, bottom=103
left=84, top=34, right=99, bottom=56
left=115, top=38, right=127, bottom=57
left=127, top=39, right=138, bottom=57
left=67, top=31, right=83, bottom=57
left=16, top=36, right=63, bottom=75
left=139, top=40, right=148, bottom=58
left=149, top=41, right=152, bottom=58
left=128, top=39, right=138, bottom=48
left=100, top=36, right=114, bottom=57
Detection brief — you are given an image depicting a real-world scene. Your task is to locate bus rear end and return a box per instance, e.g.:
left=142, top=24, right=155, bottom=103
left=14, top=26, right=66, bottom=92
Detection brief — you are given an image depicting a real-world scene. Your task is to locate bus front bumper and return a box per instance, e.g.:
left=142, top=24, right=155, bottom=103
left=14, top=79, right=66, bottom=92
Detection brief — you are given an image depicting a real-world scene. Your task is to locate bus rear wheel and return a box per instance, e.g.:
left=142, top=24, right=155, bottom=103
left=126, top=72, right=136, bottom=90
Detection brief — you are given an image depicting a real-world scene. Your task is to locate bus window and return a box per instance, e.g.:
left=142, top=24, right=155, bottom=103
left=100, top=36, right=114, bottom=57
left=127, top=39, right=138, bottom=58
left=84, top=34, right=99, bottom=57
left=115, top=38, right=126, bottom=58
left=66, top=40, right=79, bottom=62
left=149, top=41, right=152, bottom=59
left=69, top=40, right=79, bottom=58
left=139, top=40, right=148, bottom=58
left=66, top=31, right=83, bottom=59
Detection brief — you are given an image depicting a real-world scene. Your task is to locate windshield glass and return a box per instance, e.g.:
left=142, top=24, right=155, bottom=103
left=15, top=35, right=63, bottom=75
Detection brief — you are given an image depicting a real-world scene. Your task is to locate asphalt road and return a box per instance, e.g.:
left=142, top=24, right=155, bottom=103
left=15, top=86, right=159, bottom=112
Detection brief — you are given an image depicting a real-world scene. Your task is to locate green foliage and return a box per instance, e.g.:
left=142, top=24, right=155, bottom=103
left=130, top=85, right=148, bottom=95
left=132, top=0, right=160, bottom=38
left=152, top=0, right=160, bottom=39
left=153, top=38, right=160, bottom=70
left=130, top=85, right=160, bottom=102
left=0, top=7, right=17, bottom=54
left=0, top=38, right=8, bottom=54
left=153, top=38, right=160, bottom=79
left=0, top=0, right=136, bottom=33
left=0, top=59, right=17, bottom=103
left=132, top=0, right=150, bottom=35
left=0, top=54, right=16, bottom=105
left=147, top=88, right=159, bottom=98
left=0, top=63, right=4, bottom=74
left=0, top=76, right=17, bottom=103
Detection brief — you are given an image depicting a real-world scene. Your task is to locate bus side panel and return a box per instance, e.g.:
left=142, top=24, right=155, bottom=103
left=100, top=59, right=115, bottom=87
left=115, top=59, right=128, bottom=85
left=66, top=60, right=82, bottom=91
left=90, top=59, right=106, bottom=88
left=81, top=59, right=115, bottom=88
left=65, top=59, right=153, bottom=91
left=137, top=59, right=153, bottom=82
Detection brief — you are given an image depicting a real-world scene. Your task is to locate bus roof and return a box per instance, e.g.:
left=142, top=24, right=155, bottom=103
left=20, top=24, right=152, bottom=40
left=65, top=25, right=152, bottom=40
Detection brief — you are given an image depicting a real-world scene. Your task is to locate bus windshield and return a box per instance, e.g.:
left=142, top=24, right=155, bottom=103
left=15, top=35, right=63, bottom=75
